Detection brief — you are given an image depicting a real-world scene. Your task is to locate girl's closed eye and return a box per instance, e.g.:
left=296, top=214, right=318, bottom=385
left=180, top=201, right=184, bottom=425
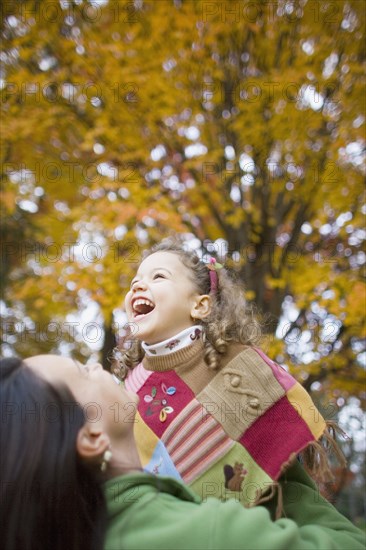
left=153, top=273, right=166, bottom=280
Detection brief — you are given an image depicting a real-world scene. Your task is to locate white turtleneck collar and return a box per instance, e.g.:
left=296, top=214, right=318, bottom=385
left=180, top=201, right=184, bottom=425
left=142, top=325, right=203, bottom=357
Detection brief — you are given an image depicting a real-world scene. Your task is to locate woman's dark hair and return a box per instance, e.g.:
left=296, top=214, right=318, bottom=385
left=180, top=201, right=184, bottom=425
left=0, top=357, right=106, bottom=550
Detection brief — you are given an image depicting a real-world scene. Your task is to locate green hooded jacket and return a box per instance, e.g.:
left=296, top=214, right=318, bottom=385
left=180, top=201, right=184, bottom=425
left=104, top=461, right=365, bottom=550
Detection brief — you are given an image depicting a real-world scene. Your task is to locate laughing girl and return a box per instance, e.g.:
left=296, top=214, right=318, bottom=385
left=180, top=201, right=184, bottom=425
left=115, top=238, right=345, bottom=516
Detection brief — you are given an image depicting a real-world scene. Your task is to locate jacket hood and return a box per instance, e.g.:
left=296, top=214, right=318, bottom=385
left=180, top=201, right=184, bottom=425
left=104, top=472, right=200, bottom=518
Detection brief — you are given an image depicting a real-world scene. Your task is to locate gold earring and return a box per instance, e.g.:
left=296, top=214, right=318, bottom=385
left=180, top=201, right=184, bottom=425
left=100, top=448, right=113, bottom=472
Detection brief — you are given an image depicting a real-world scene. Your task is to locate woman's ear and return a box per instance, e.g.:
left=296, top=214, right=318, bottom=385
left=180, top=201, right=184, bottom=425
left=76, top=424, right=110, bottom=462
left=191, top=294, right=212, bottom=320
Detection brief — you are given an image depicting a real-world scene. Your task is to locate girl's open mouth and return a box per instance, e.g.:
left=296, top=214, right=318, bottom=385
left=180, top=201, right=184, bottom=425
left=132, top=298, right=155, bottom=318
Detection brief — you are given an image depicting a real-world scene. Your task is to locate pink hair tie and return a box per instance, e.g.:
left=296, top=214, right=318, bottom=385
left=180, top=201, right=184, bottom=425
left=206, top=257, right=223, bottom=294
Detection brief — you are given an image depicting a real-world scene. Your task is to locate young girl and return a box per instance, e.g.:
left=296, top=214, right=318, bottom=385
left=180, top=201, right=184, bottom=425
left=115, top=238, right=345, bottom=516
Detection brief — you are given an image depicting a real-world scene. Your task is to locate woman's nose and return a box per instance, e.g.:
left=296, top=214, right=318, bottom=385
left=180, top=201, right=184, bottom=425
left=89, top=362, right=103, bottom=372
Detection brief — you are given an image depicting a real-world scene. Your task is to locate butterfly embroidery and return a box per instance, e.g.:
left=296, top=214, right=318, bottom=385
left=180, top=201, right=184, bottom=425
left=143, top=382, right=177, bottom=422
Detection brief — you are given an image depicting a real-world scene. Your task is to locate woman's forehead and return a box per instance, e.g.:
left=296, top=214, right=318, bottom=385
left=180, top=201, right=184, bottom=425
left=25, top=354, right=74, bottom=369
left=25, top=355, right=79, bottom=383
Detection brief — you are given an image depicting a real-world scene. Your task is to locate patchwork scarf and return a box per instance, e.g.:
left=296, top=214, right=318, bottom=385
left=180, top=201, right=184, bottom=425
left=125, top=334, right=345, bottom=517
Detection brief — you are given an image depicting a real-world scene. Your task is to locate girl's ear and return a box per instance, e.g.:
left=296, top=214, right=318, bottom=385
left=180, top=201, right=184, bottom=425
left=76, top=425, right=110, bottom=462
left=191, top=294, right=212, bottom=320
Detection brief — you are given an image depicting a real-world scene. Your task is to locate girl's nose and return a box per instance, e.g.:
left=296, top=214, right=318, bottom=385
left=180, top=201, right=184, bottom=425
left=131, top=279, right=147, bottom=291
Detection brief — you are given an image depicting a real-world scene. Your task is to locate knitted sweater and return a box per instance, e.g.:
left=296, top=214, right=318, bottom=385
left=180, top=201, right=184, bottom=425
left=125, top=336, right=342, bottom=513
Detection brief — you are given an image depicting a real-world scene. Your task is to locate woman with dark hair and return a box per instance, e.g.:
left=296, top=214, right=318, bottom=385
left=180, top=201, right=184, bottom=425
left=1, top=355, right=364, bottom=550
left=0, top=357, right=106, bottom=550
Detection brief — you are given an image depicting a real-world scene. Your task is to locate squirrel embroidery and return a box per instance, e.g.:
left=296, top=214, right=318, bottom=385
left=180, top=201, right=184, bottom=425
left=223, top=462, right=247, bottom=492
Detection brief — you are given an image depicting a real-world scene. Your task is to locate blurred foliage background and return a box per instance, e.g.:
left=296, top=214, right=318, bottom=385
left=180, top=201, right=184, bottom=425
left=1, top=0, right=365, bottom=524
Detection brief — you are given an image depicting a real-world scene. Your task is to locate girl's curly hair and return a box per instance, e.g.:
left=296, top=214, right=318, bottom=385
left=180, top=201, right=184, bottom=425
left=113, top=237, right=262, bottom=380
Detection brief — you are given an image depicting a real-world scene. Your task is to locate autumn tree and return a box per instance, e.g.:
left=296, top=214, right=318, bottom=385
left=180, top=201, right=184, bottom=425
left=126, top=0, right=365, bottom=400
left=1, top=0, right=365, bottom=405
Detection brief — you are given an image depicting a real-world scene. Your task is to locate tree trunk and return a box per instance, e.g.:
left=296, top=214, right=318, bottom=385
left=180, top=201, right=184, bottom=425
left=101, top=320, right=116, bottom=372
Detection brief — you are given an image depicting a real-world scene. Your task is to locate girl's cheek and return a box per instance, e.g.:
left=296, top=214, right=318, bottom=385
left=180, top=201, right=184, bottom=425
left=124, top=292, right=135, bottom=321
left=124, top=291, right=132, bottom=308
